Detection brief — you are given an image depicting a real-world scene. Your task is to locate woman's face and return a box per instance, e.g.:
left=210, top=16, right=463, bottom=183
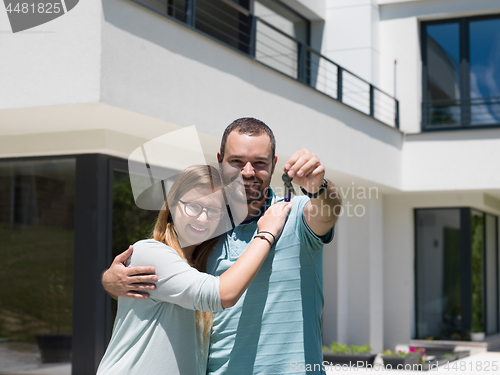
left=172, top=187, right=224, bottom=247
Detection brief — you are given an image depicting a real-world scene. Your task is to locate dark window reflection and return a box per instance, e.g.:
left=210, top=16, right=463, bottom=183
left=485, top=214, right=499, bottom=334
left=255, top=0, right=307, bottom=44
left=471, top=211, right=484, bottom=335
left=470, top=18, right=500, bottom=125
left=425, top=23, right=460, bottom=126
left=0, top=159, right=75, bottom=373
left=110, top=171, right=158, bottom=327
left=195, top=0, right=252, bottom=53
left=136, top=0, right=187, bottom=21
left=416, top=208, right=499, bottom=340
left=254, top=0, right=307, bottom=79
left=416, top=209, right=462, bottom=340
left=423, top=16, right=500, bottom=129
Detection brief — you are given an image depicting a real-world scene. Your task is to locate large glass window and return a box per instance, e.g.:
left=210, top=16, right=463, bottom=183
left=470, top=18, right=500, bottom=126
left=471, top=210, right=484, bottom=335
left=415, top=208, right=499, bottom=340
left=109, top=169, right=158, bottom=326
left=254, top=0, right=308, bottom=78
left=485, top=214, right=499, bottom=334
left=415, top=209, right=462, bottom=340
left=0, top=159, right=75, bottom=372
left=195, top=0, right=252, bottom=53
left=424, top=22, right=461, bottom=126
left=133, top=0, right=311, bottom=80
left=422, top=15, right=500, bottom=130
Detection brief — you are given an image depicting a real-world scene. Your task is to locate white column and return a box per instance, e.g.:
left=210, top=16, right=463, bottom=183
left=322, top=193, right=384, bottom=352
left=383, top=195, right=414, bottom=350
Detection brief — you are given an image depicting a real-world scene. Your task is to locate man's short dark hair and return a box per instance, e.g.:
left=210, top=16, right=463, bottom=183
left=220, top=117, right=276, bottom=160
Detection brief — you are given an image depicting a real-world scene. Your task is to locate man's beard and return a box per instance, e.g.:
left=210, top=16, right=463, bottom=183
left=243, top=177, right=270, bottom=205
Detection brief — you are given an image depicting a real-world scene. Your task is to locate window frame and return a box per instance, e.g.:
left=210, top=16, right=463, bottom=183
left=0, top=153, right=135, bottom=373
left=421, top=13, right=500, bottom=132
left=414, top=207, right=500, bottom=340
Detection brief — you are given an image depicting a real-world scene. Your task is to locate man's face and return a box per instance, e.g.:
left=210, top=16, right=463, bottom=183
left=218, top=132, right=277, bottom=211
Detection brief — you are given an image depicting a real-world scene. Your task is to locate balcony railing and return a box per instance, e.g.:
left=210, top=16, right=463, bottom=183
left=132, top=0, right=400, bottom=129
left=423, top=97, right=500, bottom=130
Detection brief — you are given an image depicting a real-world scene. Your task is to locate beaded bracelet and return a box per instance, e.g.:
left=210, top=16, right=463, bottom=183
left=254, top=235, right=273, bottom=247
left=258, top=231, right=276, bottom=243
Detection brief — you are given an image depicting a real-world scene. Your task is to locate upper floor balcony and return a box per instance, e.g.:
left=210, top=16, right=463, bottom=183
left=131, top=0, right=400, bottom=129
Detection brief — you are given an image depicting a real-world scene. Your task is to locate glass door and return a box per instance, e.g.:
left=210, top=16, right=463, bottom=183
left=108, top=161, right=159, bottom=327
left=0, top=158, right=75, bottom=374
left=415, top=208, right=499, bottom=340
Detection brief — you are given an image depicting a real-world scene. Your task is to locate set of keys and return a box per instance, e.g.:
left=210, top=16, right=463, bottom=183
left=282, top=172, right=296, bottom=202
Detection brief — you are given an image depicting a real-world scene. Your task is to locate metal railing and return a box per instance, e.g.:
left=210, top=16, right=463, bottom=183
left=132, top=0, right=400, bottom=129
left=422, top=96, right=500, bottom=129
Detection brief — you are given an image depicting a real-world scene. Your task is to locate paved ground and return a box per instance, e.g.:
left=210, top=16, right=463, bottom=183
left=325, top=352, right=500, bottom=375
left=0, top=342, right=69, bottom=375
left=0, top=340, right=498, bottom=374
left=0, top=364, right=71, bottom=375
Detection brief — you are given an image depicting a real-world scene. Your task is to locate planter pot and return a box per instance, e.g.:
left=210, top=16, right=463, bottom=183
left=35, top=334, right=72, bottom=363
left=323, top=353, right=376, bottom=367
left=471, top=332, right=485, bottom=342
left=382, top=353, right=420, bottom=369
left=455, top=350, right=470, bottom=359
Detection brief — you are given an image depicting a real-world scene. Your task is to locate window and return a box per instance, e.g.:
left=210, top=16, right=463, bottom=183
left=0, top=158, right=75, bottom=370
left=415, top=208, right=499, bottom=340
left=133, top=0, right=311, bottom=77
left=254, top=0, right=308, bottom=78
left=195, top=0, right=253, bottom=54
left=422, top=15, right=500, bottom=130
left=131, top=0, right=399, bottom=128
left=109, top=165, right=160, bottom=329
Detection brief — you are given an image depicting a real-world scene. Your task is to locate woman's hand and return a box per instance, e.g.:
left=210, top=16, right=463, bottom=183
left=257, top=201, right=293, bottom=241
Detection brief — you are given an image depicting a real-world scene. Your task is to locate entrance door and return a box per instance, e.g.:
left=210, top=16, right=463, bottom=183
left=108, top=160, right=158, bottom=326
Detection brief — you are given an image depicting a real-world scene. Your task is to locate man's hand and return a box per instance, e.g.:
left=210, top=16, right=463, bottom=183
left=283, top=149, right=325, bottom=194
left=102, top=246, right=158, bottom=299
left=284, top=149, right=341, bottom=236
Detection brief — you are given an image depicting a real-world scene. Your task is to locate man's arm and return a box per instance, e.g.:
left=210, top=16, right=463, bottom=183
left=303, top=179, right=341, bottom=236
left=284, top=149, right=342, bottom=237
left=102, top=246, right=158, bottom=299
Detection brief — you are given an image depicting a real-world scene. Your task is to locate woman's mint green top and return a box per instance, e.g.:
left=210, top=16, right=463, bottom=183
left=96, top=239, right=223, bottom=375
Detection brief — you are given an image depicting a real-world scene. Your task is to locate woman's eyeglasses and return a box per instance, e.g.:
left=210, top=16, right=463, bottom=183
left=178, top=200, right=224, bottom=221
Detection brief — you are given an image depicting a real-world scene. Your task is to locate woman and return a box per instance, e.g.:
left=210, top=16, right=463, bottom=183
left=96, top=165, right=292, bottom=375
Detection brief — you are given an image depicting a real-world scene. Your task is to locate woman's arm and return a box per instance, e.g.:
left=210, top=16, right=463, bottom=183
left=128, top=201, right=292, bottom=312
left=219, top=201, right=292, bottom=308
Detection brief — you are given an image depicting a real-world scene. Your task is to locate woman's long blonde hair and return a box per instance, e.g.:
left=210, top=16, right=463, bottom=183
left=151, top=165, right=224, bottom=339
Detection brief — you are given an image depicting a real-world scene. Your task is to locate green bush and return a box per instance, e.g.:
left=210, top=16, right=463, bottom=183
left=323, top=341, right=372, bottom=354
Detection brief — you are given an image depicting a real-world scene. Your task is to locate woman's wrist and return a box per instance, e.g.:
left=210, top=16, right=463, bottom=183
left=253, top=232, right=275, bottom=247
left=258, top=231, right=276, bottom=243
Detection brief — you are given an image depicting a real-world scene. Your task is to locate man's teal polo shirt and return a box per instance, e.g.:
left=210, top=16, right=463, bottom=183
left=206, top=190, right=333, bottom=374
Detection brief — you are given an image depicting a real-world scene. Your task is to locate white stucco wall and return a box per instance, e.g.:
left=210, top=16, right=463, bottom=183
left=324, top=0, right=380, bottom=85
left=100, top=0, right=403, bottom=190
left=0, top=0, right=101, bottom=109
left=0, top=0, right=404, bottom=191
left=403, top=129, right=500, bottom=191
left=323, top=194, right=384, bottom=352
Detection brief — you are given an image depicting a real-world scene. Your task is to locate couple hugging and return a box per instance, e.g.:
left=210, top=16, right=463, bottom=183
left=97, top=117, right=341, bottom=375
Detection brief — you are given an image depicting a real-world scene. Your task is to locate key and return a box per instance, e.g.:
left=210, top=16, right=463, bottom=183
left=282, top=172, right=296, bottom=202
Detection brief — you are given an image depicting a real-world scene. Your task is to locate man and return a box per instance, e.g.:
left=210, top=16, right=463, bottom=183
left=102, top=118, right=341, bottom=374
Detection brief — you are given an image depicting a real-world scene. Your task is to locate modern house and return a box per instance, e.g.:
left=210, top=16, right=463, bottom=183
left=0, top=0, right=499, bottom=374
